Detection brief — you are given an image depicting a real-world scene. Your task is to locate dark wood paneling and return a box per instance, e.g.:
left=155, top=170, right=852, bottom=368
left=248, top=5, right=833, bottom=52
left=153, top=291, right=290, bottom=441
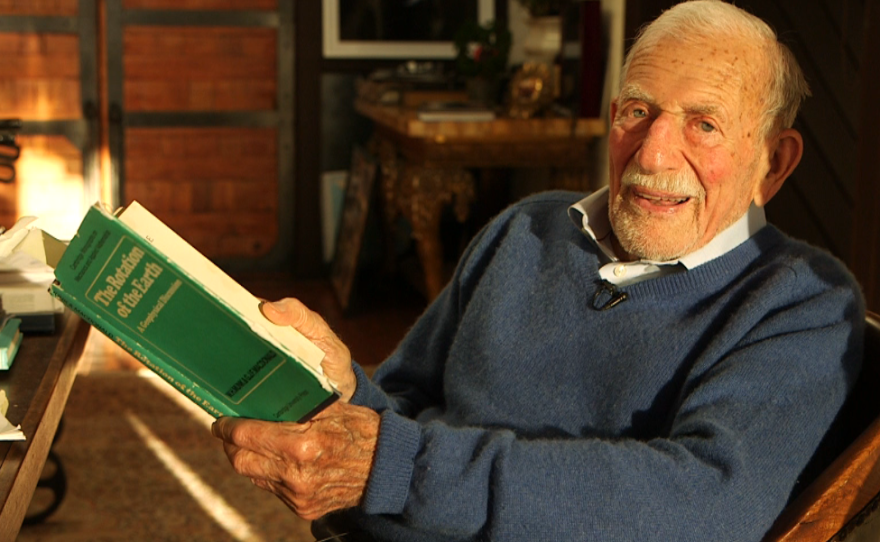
left=741, top=0, right=863, bottom=263
left=624, top=0, right=674, bottom=45
left=852, top=0, right=880, bottom=312
left=293, top=0, right=323, bottom=277
left=776, top=0, right=861, bottom=132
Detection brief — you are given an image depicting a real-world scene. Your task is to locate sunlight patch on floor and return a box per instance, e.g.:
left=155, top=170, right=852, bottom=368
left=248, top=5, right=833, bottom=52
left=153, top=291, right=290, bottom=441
left=137, top=368, right=215, bottom=428
left=125, top=411, right=265, bottom=542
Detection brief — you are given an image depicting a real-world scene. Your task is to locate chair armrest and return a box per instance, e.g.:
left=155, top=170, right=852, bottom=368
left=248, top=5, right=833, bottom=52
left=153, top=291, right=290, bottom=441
left=763, top=311, right=880, bottom=541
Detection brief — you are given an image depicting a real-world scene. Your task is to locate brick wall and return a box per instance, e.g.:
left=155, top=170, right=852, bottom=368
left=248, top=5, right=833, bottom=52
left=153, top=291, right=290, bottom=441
left=0, top=33, right=80, bottom=119
left=0, top=1, right=78, bottom=16
left=125, top=127, right=278, bottom=259
left=123, top=27, right=276, bottom=112
left=123, top=0, right=275, bottom=8
left=1, top=0, right=284, bottom=259
left=0, top=4, right=82, bottom=231
left=119, top=2, right=281, bottom=260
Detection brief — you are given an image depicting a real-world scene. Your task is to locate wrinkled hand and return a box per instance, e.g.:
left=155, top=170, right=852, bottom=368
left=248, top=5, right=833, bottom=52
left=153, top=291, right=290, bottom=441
left=261, top=298, right=356, bottom=401
left=212, top=402, right=380, bottom=520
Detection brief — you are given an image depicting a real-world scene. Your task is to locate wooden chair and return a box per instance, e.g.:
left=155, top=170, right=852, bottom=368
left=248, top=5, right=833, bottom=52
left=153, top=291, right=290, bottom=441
left=763, top=311, right=880, bottom=541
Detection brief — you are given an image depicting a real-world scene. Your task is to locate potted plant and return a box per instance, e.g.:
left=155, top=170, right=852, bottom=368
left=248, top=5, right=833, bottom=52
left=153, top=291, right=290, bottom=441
left=453, top=20, right=512, bottom=105
left=516, top=0, right=567, bottom=17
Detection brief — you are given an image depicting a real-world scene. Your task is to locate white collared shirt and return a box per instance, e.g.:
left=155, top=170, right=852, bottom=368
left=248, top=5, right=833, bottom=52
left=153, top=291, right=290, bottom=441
left=568, top=186, right=767, bottom=286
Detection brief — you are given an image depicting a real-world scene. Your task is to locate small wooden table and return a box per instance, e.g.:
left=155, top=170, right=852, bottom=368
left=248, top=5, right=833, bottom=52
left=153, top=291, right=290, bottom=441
left=0, top=311, right=88, bottom=540
left=355, top=99, right=605, bottom=299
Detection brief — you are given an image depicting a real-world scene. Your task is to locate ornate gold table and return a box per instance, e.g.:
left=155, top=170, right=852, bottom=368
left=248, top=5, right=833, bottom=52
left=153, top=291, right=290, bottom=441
left=355, top=100, right=606, bottom=300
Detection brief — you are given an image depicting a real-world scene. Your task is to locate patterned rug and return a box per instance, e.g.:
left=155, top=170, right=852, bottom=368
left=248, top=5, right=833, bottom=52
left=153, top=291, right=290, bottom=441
left=17, top=371, right=315, bottom=542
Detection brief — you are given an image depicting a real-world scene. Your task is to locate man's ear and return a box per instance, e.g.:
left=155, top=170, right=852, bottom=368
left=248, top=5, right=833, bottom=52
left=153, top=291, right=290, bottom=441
left=753, top=128, right=804, bottom=207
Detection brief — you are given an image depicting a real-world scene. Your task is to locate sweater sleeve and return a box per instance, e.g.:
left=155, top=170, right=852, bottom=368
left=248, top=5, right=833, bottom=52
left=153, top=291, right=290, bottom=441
left=348, top=197, right=516, bottom=417
left=348, top=261, right=464, bottom=416
left=353, top=268, right=865, bottom=541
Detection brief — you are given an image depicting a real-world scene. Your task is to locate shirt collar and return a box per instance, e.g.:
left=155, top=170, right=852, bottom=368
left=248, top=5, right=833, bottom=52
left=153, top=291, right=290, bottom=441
left=568, top=186, right=767, bottom=270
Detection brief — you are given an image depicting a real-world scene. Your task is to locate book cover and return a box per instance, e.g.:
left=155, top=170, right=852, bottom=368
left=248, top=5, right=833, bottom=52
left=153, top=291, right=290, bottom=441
left=0, top=316, right=22, bottom=370
left=51, top=202, right=339, bottom=422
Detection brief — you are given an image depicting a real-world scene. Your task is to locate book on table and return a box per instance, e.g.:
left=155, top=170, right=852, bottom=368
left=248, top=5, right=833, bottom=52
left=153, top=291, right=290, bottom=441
left=0, top=316, right=23, bottom=370
left=416, top=101, right=496, bottom=122
left=50, top=202, right=339, bottom=422
left=0, top=222, right=66, bottom=333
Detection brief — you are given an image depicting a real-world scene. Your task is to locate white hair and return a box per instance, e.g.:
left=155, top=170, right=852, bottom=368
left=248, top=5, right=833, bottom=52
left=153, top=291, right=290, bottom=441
left=620, top=0, right=811, bottom=138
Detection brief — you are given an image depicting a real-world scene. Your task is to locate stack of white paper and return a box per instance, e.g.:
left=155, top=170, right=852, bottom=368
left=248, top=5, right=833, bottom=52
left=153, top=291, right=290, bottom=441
left=0, top=390, right=24, bottom=441
left=0, top=218, right=66, bottom=331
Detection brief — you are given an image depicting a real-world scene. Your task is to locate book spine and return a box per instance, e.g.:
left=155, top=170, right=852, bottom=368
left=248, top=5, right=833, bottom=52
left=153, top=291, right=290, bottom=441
left=50, top=286, right=236, bottom=419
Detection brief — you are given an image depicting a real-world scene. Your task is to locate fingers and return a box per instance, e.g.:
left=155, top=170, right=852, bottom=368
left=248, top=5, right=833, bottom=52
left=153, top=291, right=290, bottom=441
left=213, top=418, right=307, bottom=485
left=256, top=478, right=358, bottom=520
left=224, top=441, right=287, bottom=481
left=260, top=298, right=329, bottom=339
left=212, top=408, right=379, bottom=520
left=212, top=417, right=308, bottom=461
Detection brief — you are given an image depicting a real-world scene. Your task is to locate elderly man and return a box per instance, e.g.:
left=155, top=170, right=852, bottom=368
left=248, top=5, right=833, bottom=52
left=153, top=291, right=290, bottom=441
left=212, top=1, right=865, bottom=540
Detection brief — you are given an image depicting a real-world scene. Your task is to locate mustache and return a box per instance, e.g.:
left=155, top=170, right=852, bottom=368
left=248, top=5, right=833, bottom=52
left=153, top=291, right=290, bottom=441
left=620, top=165, right=705, bottom=200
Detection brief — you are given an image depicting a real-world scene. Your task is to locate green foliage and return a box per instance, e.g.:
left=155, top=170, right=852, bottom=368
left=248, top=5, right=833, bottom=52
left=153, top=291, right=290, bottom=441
left=453, top=20, right=512, bottom=79
left=516, top=0, right=568, bottom=17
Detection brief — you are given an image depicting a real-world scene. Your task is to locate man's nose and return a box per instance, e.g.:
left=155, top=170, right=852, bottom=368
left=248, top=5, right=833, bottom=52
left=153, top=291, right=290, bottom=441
left=635, top=112, right=684, bottom=174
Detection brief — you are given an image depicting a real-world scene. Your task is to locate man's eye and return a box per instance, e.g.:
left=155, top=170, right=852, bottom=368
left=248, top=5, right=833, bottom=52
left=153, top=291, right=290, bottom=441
left=699, top=121, right=716, bottom=133
left=632, top=108, right=648, bottom=118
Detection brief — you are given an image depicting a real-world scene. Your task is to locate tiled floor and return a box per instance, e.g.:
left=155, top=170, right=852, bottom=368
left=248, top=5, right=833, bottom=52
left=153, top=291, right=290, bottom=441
left=17, top=274, right=426, bottom=542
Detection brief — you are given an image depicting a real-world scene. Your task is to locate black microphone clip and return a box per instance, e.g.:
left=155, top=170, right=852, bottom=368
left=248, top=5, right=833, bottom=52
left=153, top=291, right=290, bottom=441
left=592, top=280, right=629, bottom=311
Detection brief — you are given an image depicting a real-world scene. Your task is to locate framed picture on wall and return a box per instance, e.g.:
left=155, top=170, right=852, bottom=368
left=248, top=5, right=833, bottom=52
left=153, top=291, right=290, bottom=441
left=323, top=0, right=496, bottom=59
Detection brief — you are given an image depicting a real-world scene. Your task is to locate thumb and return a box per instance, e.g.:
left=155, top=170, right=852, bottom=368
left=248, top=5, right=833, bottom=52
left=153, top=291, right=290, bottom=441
left=260, top=298, right=319, bottom=333
left=260, top=298, right=355, bottom=401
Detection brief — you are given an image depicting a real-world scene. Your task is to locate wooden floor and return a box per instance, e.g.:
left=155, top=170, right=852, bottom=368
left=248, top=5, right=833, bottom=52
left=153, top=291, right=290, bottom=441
left=17, top=274, right=427, bottom=542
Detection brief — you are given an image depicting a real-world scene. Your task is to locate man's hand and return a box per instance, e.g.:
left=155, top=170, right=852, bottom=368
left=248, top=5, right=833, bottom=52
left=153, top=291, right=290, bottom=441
left=212, top=402, right=380, bottom=520
left=261, top=298, right=357, bottom=401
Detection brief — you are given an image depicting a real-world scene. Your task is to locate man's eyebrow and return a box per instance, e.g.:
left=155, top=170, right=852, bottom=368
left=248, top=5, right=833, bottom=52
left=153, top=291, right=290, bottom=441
left=684, top=103, right=721, bottom=116
left=617, top=86, right=729, bottom=122
left=617, top=85, right=653, bottom=104
left=620, top=86, right=726, bottom=114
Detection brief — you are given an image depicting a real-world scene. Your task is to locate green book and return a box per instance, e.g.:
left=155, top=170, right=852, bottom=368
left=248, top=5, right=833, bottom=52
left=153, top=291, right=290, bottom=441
left=0, top=316, right=23, bottom=370
left=51, top=202, right=339, bottom=422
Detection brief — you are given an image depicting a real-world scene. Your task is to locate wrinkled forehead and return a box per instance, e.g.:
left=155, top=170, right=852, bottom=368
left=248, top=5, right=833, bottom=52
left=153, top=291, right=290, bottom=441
left=625, top=34, right=771, bottom=112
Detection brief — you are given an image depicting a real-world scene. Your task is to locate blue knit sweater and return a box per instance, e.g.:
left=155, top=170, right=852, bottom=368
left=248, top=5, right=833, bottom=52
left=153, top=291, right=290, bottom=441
left=347, top=191, right=865, bottom=542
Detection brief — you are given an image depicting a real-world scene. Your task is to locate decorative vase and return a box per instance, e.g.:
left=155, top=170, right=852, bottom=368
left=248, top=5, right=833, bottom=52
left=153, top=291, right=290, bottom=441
left=523, top=15, right=562, bottom=65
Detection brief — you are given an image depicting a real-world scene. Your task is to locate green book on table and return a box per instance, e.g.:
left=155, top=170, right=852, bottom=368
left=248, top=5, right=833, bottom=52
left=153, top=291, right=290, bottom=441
left=0, top=316, right=23, bottom=370
left=51, top=202, right=339, bottom=422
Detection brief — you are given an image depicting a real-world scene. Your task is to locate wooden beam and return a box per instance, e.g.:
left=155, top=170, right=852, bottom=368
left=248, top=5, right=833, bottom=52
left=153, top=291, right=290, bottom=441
left=293, top=0, right=324, bottom=277
left=852, top=1, right=880, bottom=313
